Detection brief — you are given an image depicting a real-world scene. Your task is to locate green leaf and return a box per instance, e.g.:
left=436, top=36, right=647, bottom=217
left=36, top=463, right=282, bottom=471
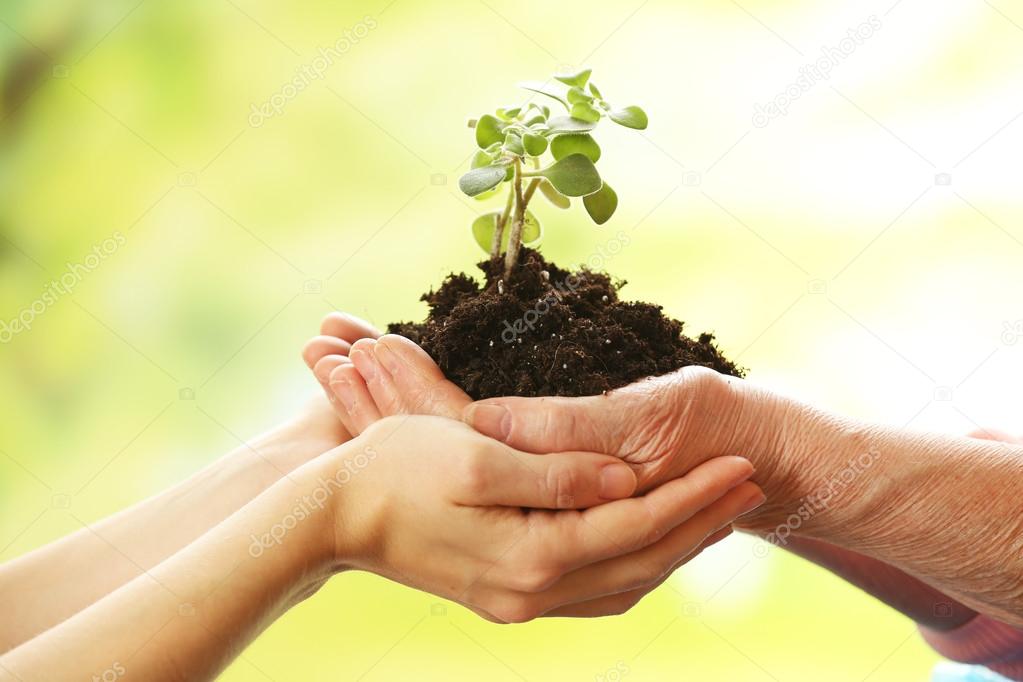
left=471, top=149, right=493, bottom=169
left=528, top=102, right=551, bottom=118
left=476, top=114, right=505, bottom=148
left=588, top=81, right=603, bottom=99
left=546, top=115, right=597, bottom=134
left=496, top=106, right=521, bottom=121
left=554, top=68, right=592, bottom=89
left=523, top=113, right=547, bottom=127
left=471, top=212, right=501, bottom=253
left=583, top=182, right=618, bottom=225
left=567, top=87, right=593, bottom=105
left=538, top=179, right=570, bottom=209
left=473, top=186, right=502, bottom=201
left=518, top=81, right=568, bottom=108
left=539, top=154, right=602, bottom=197
left=504, top=130, right=525, bottom=155
left=570, top=102, right=602, bottom=123
left=471, top=210, right=543, bottom=254
left=608, top=105, right=648, bottom=130
left=459, top=164, right=508, bottom=197
left=550, top=133, right=601, bottom=163
left=522, top=211, right=543, bottom=245
left=523, top=132, right=548, bottom=156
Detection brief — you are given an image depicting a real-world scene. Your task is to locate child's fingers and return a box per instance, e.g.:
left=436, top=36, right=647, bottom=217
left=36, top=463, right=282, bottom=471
left=328, top=363, right=382, bottom=435
left=320, top=312, right=381, bottom=342
left=540, top=527, right=733, bottom=619
left=534, top=483, right=759, bottom=607
left=349, top=339, right=403, bottom=418
left=372, top=335, right=471, bottom=419
left=302, top=335, right=352, bottom=370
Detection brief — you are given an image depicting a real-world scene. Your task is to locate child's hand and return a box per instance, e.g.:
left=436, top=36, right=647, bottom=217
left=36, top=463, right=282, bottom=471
left=303, top=312, right=470, bottom=435
left=319, top=415, right=762, bottom=622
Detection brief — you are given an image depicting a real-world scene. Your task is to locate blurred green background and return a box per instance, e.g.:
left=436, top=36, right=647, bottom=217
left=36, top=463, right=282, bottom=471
left=2, top=0, right=1022, bottom=679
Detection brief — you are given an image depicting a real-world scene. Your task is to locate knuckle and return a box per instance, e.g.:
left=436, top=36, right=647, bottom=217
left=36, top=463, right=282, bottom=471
left=491, top=598, right=540, bottom=624
left=509, top=564, right=559, bottom=593
left=638, top=509, right=670, bottom=547
left=609, top=594, right=644, bottom=616
left=457, top=450, right=491, bottom=497
left=545, top=461, right=579, bottom=509
left=350, top=337, right=376, bottom=355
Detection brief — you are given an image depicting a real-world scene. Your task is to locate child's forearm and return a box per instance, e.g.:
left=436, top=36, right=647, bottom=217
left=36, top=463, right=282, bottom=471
left=0, top=447, right=341, bottom=682
left=0, top=401, right=345, bottom=652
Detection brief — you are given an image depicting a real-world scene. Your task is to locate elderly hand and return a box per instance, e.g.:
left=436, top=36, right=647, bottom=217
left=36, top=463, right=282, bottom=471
left=304, top=316, right=794, bottom=530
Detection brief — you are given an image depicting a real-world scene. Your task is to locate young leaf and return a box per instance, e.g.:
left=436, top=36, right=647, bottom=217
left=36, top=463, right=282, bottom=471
left=539, top=154, right=602, bottom=196
left=496, top=106, right=521, bottom=121
left=459, top=164, right=508, bottom=197
left=538, top=179, right=571, bottom=209
left=567, top=87, right=594, bottom=105
left=476, top=114, right=505, bottom=148
left=522, top=211, right=543, bottom=245
left=523, top=132, right=548, bottom=156
left=550, top=133, right=601, bottom=163
left=608, top=105, right=648, bottom=130
left=554, top=68, right=592, bottom=89
left=524, top=113, right=547, bottom=127
left=583, top=182, right=618, bottom=224
left=588, top=81, right=603, bottom=99
left=470, top=149, right=493, bottom=169
left=546, top=115, right=597, bottom=134
left=503, top=131, right=524, bottom=156
left=570, top=102, right=602, bottom=123
left=471, top=212, right=501, bottom=253
left=471, top=211, right=543, bottom=253
left=473, top=186, right=502, bottom=201
left=518, top=81, right=569, bottom=108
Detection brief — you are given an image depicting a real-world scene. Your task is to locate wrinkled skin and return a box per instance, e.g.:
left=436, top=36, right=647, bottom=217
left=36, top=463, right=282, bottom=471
left=303, top=312, right=795, bottom=520
left=302, top=312, right=768, bottom=619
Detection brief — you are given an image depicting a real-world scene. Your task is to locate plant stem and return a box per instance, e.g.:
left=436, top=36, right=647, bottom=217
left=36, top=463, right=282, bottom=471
left=490, top=183, right=514, bottom=259
left=503, top=158, right=526, bottom=281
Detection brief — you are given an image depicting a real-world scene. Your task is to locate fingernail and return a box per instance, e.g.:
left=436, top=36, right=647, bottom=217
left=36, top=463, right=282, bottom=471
left=373, top=342, right=401, bottom=376
left=465, top=403, right=509, bottom=440
left=728, top=461, right=756, bottom=488
left=315, top=356, right=349, bottom=384
left=599, top=464, right=636, bottom=500
left=350, top=348, right=376, bottom=381
left=739, top=490, right=767, bottom=515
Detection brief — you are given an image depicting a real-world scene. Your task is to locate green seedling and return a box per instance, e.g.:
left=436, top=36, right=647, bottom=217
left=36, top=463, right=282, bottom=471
left=458, top=69, right=648, bottom=281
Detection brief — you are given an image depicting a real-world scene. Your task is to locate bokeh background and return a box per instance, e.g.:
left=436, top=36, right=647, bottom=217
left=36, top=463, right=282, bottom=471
left=2, top=0, right=1022, bottom=679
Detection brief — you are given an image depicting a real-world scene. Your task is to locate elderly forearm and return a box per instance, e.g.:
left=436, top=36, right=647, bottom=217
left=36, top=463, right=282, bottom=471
left=745, top=392, right=1023, bottom=626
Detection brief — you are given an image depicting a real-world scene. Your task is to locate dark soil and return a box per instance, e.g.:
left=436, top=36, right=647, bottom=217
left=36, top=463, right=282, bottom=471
left=388, top=248, right=745, bottom=400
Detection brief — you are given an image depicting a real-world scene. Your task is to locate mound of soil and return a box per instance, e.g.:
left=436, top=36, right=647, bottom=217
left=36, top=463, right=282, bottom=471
left=388, top=248, right=745, bottom=400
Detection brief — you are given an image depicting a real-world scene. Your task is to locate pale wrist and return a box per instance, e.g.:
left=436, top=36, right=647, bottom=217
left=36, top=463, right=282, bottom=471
left=298, top=438, right=382, bottom=572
